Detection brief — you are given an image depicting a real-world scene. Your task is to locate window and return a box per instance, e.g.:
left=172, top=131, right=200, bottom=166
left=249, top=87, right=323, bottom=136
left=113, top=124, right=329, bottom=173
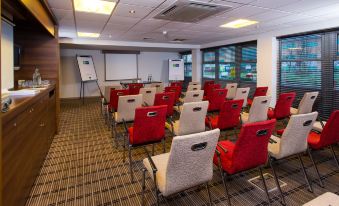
left=219, top=47, right=236, bottom=80
left=335, top=61, right=339, bottom=90
left=203, top=51, right=216, bottom=79
left=182, top=54, right=192, bottom=77
left=240, top=46, right=257, bottom=82
left=337, top=34, right=339, bottom=55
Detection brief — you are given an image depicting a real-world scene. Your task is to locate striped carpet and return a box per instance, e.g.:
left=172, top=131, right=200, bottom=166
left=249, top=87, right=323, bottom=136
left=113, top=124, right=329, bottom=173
left=26, top=99, right=339, bottom=206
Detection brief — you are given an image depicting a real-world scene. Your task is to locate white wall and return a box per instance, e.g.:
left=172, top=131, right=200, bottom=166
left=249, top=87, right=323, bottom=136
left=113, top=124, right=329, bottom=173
left=191, top=49, right=202, bottom=82
left=60, top=49, right=178, bottom=98
left=1, top=20, right=14, bottom=91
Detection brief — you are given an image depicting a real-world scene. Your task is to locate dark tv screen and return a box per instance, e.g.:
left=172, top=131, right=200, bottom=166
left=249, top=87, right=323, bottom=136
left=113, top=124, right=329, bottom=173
left=14, top=44, right=21, bottom=68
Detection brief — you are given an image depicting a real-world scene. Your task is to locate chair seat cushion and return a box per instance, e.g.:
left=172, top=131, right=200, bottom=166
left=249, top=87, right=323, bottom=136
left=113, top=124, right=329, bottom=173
left=267, top=108, right=275, bottom=119
left=308, top=131, right=321, bottom=149
left=213, top=140, right=236, bottom=174
left=143, top=153, right=170, bottom=195
left=268, top=135, right=282, bottom=159
left=312, top=121, right=326, bottom=132
left=276, top=129, right=284, bottom=136
left=205, top=116, right=219, bottom=129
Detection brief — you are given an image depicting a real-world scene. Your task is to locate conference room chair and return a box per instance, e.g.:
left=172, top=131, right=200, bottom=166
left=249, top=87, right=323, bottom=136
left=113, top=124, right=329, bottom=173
left=175, top=90, right=204, bottom=112
left=234, top=87, right=250, bottom=108
left=204, top=83, right=221, bottom=100
left=128, top=83, right=143, bottom=95
left=308, top=110, right=339, bottom=186
left=170, top=81, right=183, bottom=88
left=101, top=85, right=123, bottom=121
left=187, top=84, right=201, bottom=91
left=167, top=101, right=209, bottom=136
left=207, top=88, right=228, bottom=112
left=214, top=119, right=276, bottom=206
left=188, top=81, right=200, bottom=85
left=165, top=86, right=181, bottom=103
left=206, top=99, right=243, bottom=137
left=268, top=92, right=296, bottom=122
left=151, top=82, right=164, bottom=93
left=268, top=112, right=319, bottom=204
left=139, top=87, right=156, bottom=106
left=203, top=80, right=214, bottom=91
left=247, top=86, right=268, bottom=106
left=108, top=89, right=129, bottom=126
left=122, top=105, right=167, bottom=182
left=154, top=92, right=176, bottom=117
left=142, top=129, right=220, bottom=206
left=291, top=91, right=319, bottom=115
left=225, top=83, right=238, bottom=99
left=241, top=96, right=271, bottom=124
left=112, top=94, right=142, bottom=146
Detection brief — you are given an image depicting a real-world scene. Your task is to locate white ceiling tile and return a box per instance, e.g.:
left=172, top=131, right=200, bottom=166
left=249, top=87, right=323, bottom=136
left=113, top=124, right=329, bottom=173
left=52, top=8, right=73, bottom=22
left=102, top=23, right=133, bottom=33
left=76, top=20, right=106, bottom=33
left=112, top=3, right=154, bottom=18
left=278, top=0, right=339, bottom=13
left=248, top=0, right=302, bottom=9
left=250, top=10, right=290, bottom=22
left=75, top=11, right=110, bottom=22
left=47, top=0, right=72, bottom=10
left=216, top=5, right=270, bottom=19
left=108, top=16, right=141, bottom=25
left=130, top=19, right=168, bottom=32
left=119, top=0, right=162, bottom=8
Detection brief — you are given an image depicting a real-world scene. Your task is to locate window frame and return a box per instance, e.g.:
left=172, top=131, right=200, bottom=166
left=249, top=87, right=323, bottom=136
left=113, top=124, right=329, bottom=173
left=202, top=50, right=217, bottom=79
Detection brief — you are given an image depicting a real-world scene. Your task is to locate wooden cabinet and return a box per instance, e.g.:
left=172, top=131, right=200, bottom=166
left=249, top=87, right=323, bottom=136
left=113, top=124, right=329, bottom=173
left=2, top=86, right=57, bottom=206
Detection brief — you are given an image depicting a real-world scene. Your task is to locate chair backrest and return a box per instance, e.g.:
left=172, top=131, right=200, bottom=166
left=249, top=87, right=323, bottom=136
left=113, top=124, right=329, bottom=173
left=274, top=92, right=296, bottom=119
left=234, top=87, right=250, bottom=107
left=154, top=92, right=176, bottom=116
left=170, top=81, right=183, bottom=88
left=151, top=82, right=164, bottom=93
left=279, top=112, right=318, bottom=158
left=116, top=94, right=143, bottom=122
left=317, top=110, right=339, bottom=148
left=104, top=85, right=122, bottom=102
left=182, top=90, right=204, bottom=103
left=232, top=119, right=276, bottom=173
left=225, top=83, right=238, bottom=99
left=178, top=101, right=209, bottom=135
left=253, top=87, right=268, bottom=98
left=187, top=84, right=201, bottom=91
left=128, top=83, right=143, bottom=95
left=189, top=81, right=200, bottom=86
left=203, top=80, right=214, bottom=91
left=247, top=96, right=271, bottom=123
left=164, top=129, right=220, bottom=196
left=218, top=99, right=243, bottom=129
left=208, top=88, right=228, bottom=111
left=139, top=87, right=156, bottom=106
left=109, top=89, right=129, bottom=111
left=130, top=105, right=167, bottom=145
left=205, top=84, right=221, bottom=99
left=165, top=86, right=181, bottom=103
left=297, top=92, right=319, bottom=114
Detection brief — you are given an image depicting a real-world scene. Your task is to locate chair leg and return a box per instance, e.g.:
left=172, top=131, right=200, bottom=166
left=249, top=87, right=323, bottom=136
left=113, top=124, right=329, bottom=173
left=307, top=148, right=324, bottom=187
left=217, top=155, right=231, bottom=206
left=162, top=138, right=166, bottom=153
left=113, top=122, right=119, bottom=148
left=259, top=167, right=271, bottom=206
left=269, top=158, right=286, bottom=205
left=205, top=182, right=213, bottom=206
left=129, top=145, right=134, bottom=182
left=141, top=168, right=146, bottom=206
left=330, top=145, right=339, bottom=168
left=297, top=154, right=313, bottom=193
left=153, top=172, right=160, bottom=206
left=152, top=144, right=155, bottom=156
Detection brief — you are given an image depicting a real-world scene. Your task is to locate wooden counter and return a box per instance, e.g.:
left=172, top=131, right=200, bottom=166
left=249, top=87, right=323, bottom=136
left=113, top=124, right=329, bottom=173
left=2, top=85, right=57, bottom=206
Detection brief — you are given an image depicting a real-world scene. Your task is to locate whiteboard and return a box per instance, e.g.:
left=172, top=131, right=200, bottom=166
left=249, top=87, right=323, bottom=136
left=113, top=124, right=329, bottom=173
left=76, top=56, right=98, bottom=81
left=169, top=59, right=184, bottom=81
left=105, top=54, right=138, bottom=80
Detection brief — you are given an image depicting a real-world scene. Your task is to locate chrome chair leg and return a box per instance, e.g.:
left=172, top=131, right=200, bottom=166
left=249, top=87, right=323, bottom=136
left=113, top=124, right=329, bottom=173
left=298, top=154, right=313, bottom=192
left=152, top=144, right=155, bottom=156
left=162, top=138, right=166, bottom=153
left=330, top=145, right=339, bottom=168
left=269, top=158, right=286, bottom=205
left=141, top=168, right=146, bottom=206
left=217, top=155, right=231, bottom=206
left=307, top=148, right=324, bottom=187
left=259, top=167, right=271, bottom=206
left=206, top=182, right=213, bottom=206
left=128, top=145, right=134, bottom=182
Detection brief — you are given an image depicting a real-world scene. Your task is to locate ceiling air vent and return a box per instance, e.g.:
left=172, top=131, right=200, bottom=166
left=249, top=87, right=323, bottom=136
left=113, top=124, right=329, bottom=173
left=154, top=0, right=232, bottom=23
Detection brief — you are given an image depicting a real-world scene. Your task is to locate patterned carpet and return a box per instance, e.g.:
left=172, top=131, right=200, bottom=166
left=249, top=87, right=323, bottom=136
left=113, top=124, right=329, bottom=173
left=26, top=99, right=339, bottom=206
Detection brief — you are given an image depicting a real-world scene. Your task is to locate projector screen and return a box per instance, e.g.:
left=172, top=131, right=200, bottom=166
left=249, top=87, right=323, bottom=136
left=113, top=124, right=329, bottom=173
left=105, top=54, right=138, bottom=80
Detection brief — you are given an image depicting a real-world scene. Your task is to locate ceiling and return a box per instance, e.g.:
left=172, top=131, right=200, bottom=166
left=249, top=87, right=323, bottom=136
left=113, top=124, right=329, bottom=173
left=47, top=0, right=339, bottom=45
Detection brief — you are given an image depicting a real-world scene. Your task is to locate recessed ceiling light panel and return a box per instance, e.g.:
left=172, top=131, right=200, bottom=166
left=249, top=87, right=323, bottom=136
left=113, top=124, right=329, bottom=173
left=220, top=19, right=258, bottom=28
left=77, top=32, right=100, bottom=38
left=74, top=0, right=116, bottom=15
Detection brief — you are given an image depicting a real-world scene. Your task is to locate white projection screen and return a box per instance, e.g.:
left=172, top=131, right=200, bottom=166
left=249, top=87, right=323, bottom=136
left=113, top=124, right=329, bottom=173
left=105, top=54, right=138, bottom=80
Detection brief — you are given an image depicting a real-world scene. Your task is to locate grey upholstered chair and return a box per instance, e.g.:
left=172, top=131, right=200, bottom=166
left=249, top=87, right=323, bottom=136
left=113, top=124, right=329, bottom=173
left=101, top=85, right=122, bottom=121
left=225, top=83, right=238, bottom=99
left=268, top=112, right=320, bottom=204
left=189, top=81, right=200, bottom=85
left=187, top=84, right=201, bottom=91
left=234, top=87, right=250, bottom=107
left=291, top=91, right=319, bottom=115
left=176, top=90, right=204, bottom=112
left=167, top=101, right=208, bottom=136
left=241, top=96, right=271, bottom=123
left=151, top=82, right=164, bottom=93
left=140, top=87, right=156, bottom=106
left=142, top=129, right=220, bottom=206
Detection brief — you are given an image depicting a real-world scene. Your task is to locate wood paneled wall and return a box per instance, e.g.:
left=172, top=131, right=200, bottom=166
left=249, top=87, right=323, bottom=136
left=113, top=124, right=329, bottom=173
left=14, top=24, right=60, bottom=131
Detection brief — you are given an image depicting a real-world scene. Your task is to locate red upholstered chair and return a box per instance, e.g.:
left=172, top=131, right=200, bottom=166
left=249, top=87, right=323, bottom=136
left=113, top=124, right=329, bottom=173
left=248, top=86, right=268, bottom=106
left=170, top=81, right=183, bottom=89
left=206, top=99, right=243, bottom=133
left=123, top=105, right=168, bottom=181
left=204, top=84, right=221, bottom=100
left=214, top=119, right=277, bottom=206
left=165, top=86, right=181, bottom=103
left=154, top=92, right=176, bottom=117
left=308, top=110, right=339, bottom=186
left=267, top=92, right=296, bottom=120
left=203, top=80, right=214, bottom=91
left=108, top=89, right=129, bottom=112
left=207, top=88, right=228, bottom=112
left=128, top=83, right=143, bottom=95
